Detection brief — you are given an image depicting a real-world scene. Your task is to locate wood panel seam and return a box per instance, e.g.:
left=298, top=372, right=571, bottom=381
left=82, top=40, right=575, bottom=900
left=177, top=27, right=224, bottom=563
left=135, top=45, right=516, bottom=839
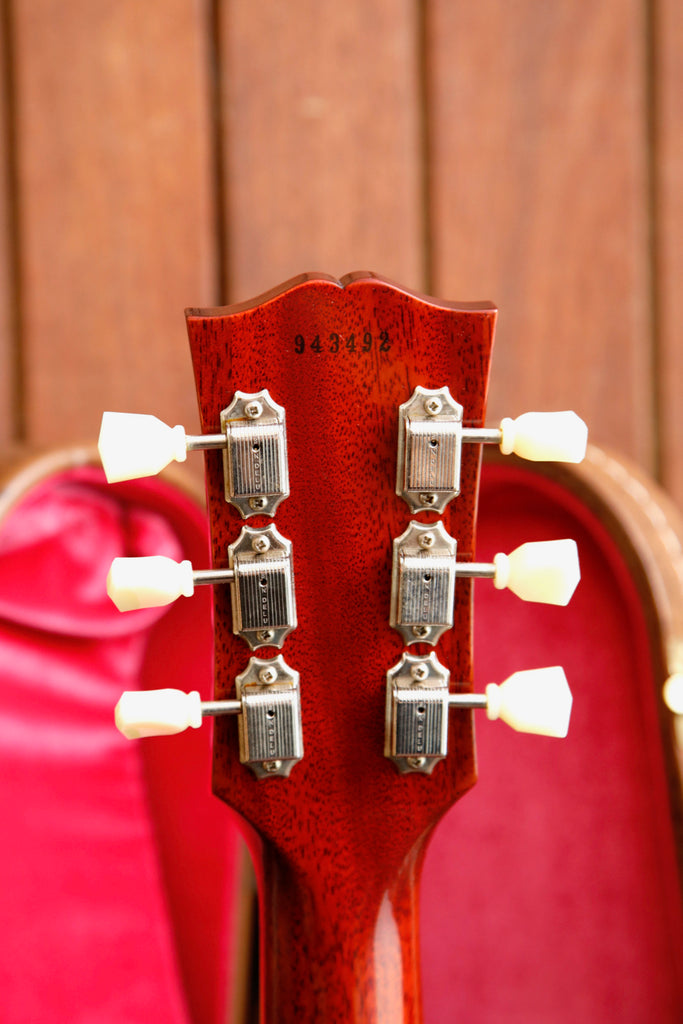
left=0, top=0, right=24, bottom=442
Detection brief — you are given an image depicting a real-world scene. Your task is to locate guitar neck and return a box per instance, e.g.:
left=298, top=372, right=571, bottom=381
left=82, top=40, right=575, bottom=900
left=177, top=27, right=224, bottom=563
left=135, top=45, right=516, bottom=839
left=185, top=273, right=495, bottom=1023
left=103, top=273, right=584, bottom=1020
left=256, top=834, right=426, bottom=1022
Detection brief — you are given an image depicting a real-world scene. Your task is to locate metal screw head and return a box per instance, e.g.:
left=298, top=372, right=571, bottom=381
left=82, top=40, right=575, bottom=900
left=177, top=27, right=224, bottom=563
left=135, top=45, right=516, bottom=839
left=412, top=625, right=430, bottom=640
left=256, top=631, right=275, bottom=646
left=245, top=401, right=263, bottom=419
left=418, top=492, right=437, bottom=507
left=410, top=662, right=430, bottom=681
left=424, top=396, right=443, bottom=416
left=252, top=534, right=271, bottom=554
left=249, top=496, right=268, bottom=511
left=406, top=756, right=427, bottom=770
left=418, top=531, right=435, bottom=549
left=258, top=665, right=278, bottom=684
left=263, top=760, right=282, bottom=773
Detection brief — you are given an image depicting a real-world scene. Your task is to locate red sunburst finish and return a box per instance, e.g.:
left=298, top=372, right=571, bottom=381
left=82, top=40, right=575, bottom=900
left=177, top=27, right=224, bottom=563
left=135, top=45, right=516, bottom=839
left=185, top=273, right=496, bottom=1023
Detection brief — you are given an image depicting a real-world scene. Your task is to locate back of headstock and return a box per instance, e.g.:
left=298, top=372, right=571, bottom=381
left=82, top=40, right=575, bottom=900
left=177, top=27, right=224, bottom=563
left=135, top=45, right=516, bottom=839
left=102, top=272, right=585, bottom=1023
left=186, top=273, right=491, bottom=844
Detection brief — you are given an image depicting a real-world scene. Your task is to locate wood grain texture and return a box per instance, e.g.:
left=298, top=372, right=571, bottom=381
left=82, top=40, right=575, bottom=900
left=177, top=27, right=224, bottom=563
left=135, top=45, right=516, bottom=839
left=426, top=0, right=653, bottom=468
left=186, top=274, right=496, bottom=1023
left=656, top=0, right=683, bottom=506
left=219, top=0, right=424, bottom=300
left=0, top=4, right=14, bottom=444
left=12, top=0, right=215, bottom=446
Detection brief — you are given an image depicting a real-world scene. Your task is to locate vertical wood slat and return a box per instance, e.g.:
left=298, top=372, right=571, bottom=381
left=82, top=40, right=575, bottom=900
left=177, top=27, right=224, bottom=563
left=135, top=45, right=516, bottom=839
left=0, top=4, right=15, bottom=445
left=220, top=0, right=424, bottom=302
left=426, top=1, right=653, bottom=470
left=12, top=0, right=215, bottom=447
left=656, top=0, right=683, bottom=507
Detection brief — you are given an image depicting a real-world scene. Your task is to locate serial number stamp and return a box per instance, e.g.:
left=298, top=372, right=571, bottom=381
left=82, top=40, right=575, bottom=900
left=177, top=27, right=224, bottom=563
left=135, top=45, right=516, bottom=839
left=293, top=331, right=391, bottom=355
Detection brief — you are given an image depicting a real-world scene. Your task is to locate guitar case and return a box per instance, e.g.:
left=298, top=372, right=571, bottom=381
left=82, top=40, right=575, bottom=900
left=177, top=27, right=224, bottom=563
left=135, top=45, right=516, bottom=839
left=0, top=444, right=681, bottom=1023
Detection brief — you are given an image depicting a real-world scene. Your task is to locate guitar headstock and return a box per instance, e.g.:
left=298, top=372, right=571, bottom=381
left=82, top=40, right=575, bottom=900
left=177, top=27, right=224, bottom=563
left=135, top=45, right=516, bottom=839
left=185, top=271, right=493, bottom=849
left=102, top=272, right=583, bottom=1021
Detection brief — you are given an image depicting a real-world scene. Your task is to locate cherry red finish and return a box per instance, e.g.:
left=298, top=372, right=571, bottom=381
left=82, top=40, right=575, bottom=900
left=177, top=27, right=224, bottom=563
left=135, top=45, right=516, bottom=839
left=185, top=273, right=496, bottom=1023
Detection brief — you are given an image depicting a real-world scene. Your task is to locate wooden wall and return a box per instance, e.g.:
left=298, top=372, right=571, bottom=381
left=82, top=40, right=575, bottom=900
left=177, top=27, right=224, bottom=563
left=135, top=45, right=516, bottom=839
left=1, top=0, right=681, bottom=505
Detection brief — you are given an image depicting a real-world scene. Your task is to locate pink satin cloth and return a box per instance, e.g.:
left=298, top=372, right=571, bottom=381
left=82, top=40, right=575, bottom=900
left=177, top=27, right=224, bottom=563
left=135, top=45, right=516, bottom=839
left=0, top=468, right=238, bottom=1024
left=0, top=463, right=681, bottom=1023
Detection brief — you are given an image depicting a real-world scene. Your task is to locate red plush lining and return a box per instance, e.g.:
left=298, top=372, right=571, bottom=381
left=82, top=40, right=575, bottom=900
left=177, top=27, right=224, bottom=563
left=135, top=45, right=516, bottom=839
left=422, top=465, right=683, bottom=1023
left=0, top=467, right=239, bottom=1024
left=0, top=462, right=681, bottom=1023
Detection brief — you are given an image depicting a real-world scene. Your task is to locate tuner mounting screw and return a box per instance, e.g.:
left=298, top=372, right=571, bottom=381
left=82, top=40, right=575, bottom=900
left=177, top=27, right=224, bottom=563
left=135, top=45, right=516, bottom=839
left=249, top=497, right=268, bottom=511
left=263, top=759, right=282, bottom=773
left=418, top=532, right=435, bottom=549
left=407, top=756, right=427, bottom=770
left=252, top=535, right=271, bottom=554
left=424, top=397, right=443, bottom=417
left=410, top=662, right=430, bottom=681
left=418, top=492, right=437, bottom=507
left=259, top=665, right=278, bottom=684
left=245, top=401, right=263, bottom=419
left=412, top=625, right=430, bottom=640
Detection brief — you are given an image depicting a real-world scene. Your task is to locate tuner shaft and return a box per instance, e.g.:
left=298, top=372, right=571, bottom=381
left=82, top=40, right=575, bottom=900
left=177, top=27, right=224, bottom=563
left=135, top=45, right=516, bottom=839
left=185, top=433, right=227, bottom=452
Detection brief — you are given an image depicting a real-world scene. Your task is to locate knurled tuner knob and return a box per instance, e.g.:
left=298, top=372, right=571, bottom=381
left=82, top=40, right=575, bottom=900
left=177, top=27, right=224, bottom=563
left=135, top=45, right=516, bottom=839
left=387, top=654, right=573, bottom=774
left=106, top=524, right=297, bottom=651
left=114, top=656, right=304, bottom=780
left=98, top=389, right=289, bottom=518
left=391, top=523, right=581, bottom=646
left=397, top=386, right=588, bottom=512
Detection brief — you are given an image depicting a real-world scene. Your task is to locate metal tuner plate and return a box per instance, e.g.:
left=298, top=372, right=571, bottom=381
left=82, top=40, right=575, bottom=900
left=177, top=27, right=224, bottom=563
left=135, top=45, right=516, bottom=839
left=385, top=652, right=450, bottom=775
left=236, top=656, right=303, bottom=779
left=396, top=385, right=464, bottom=513
left=220, top=389, right=289, bottom=518
left=229, top=524, right=296, bottom=650
left=390, top=521, right=457, bottom=645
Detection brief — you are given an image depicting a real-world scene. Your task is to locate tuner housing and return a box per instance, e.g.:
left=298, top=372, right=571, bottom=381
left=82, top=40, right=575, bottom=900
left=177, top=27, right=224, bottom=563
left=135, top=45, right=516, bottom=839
left=390, top=521, right=457, bottom=645
left=385, top=652, right=450, bottom=775
left=228, top=524, right=297, bottom=650
left=220, top=389, right=289, bottom=518
left=235, top=656, right=303, bottom=779
left=396, top=385, right=464, bottom=513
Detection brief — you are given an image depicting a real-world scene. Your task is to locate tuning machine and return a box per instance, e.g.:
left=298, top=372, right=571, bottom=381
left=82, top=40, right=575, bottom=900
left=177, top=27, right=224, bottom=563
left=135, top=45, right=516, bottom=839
left=98, top=388, right=289, bottom=518
left=396, top=385, right=588, bottom=512
left=106, top=523, right=297, bottom=650
left=390, top=521, right=580, bottom=645
left=114, top=655, right=303, bottom=779
left=385, top=652, right=573, bottom=774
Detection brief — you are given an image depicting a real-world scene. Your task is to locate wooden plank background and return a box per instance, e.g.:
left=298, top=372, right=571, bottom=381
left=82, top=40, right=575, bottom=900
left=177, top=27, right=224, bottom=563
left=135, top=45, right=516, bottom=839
left=1, top=0, right=680, bottom=506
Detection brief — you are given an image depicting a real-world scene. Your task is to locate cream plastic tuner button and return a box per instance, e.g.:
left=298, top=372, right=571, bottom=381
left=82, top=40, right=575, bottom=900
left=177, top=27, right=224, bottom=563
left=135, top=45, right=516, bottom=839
left=98, top=412, right=190, bottom=483
left=107, top=556, right=196, bottom=611
left=485, top=666, right=573, bottom=737
left=499, top=411, right=588, bottom=463
left=493, top=539, right=580, bottom=606
left=115, top=688, right=202, bottom=739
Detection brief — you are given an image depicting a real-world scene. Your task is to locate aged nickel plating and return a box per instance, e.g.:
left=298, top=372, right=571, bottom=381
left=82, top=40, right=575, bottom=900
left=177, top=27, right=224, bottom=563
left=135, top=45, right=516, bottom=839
left=385, top=652, right=451, bottom=775
left=385, top=652, right=488, bottom=775
left=396, top=385, right=502, bottom=513
left=396, top=385, right=464, bottom=513
left=391, top=521, right=457, bottom=645
left=235, top=655, right=303, bottom=779
left=228, top=524, right=296, bottom=650
left=219, top=389, right=289, bottom=518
